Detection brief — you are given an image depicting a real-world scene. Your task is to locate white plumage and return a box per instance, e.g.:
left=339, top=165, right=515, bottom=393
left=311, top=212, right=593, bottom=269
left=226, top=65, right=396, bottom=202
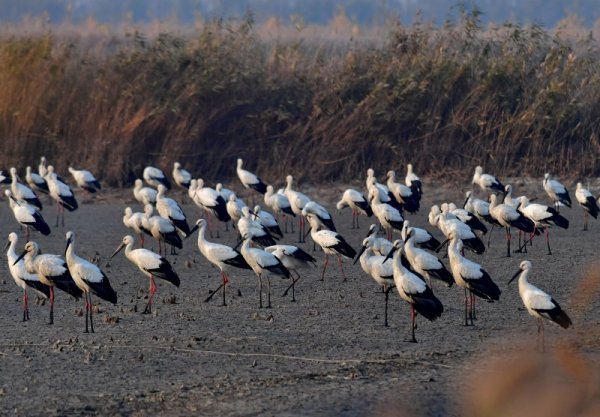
left=237, top=206, right=277, bottom=247
left=509, top=260, right=572, bottom=351
left=216, top=183, right=235, bottom=202
left=5, top=233, right=49, bottom=321
left=265, top=244, right=316, bottom=302
left=405, top=163, right=422, bottom=196
left=400, top=220, right=440, bottom=251
left=38, top=156, right=48, bottom=178
left=253, top=204, right=283, bottom=238
left=111, top=235, right=180, bottom=314
left=226, top=193, right=247, bottom=224
left=236, top=158, right=267, bottom=194
left=240, top=237, right=290, bottom=308
left=68, top=167, right=101, bottom=193
left=368, top=186, right=404, bottom=240
left=10, top=167, right=42, bottom=209
left=336, top=188, right=372, bottom=229
left=404, top=228, right=454, bottom=287
left=575, top=182, right=599, bottom=231
left=134, top=179, right=157, bottom=206
left=143, top=166, right=170, bottom=189
left=302, top=200, right=336, bottom=231
left=471, top=165, right=504, bottom=193
left=47, top=165, right=79, bottom=226
left=172, top=162, right=192, bottom=189
left=123, top=207, right=147, bottom=246
left=386, top=170, right=419, bottom=213
left=156, top=184, right=191, bottom=236
left=192, top=179, right=230, bottom=223
left=284, top=175, right=312, bottom=242
left=4, top=190, right=51, bottom=238
left=65, top=231, right=117, bottom=333
left=25, top=166, right=49, bottom=195
left=365, top=224, right=394, bottom=256
left=543, top=173, right=571, bottom=210
left=141, top=204, right=183, bottom=254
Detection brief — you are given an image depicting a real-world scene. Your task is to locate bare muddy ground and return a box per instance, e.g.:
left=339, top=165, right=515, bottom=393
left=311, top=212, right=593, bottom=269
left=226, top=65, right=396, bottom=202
left=0, top=181, right=599, bottom=417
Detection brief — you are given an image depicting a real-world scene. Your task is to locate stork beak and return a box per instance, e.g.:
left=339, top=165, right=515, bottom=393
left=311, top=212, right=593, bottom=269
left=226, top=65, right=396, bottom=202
left=64, top=237, right=71, bottom=256
left=3, top=240, right=9, bottom=252
left=462, top=194, right=470, bottom=209
left=353, top=245, right=366, bottom=264
left=110, top=243, right=125, bottom=259
left=8, top=195, right=21, bottom=206
left=383, top=245, right=397, bottom=263
left=303, top=227, right=311, bottom=240
left=187, top=224, right=199, bottom=238
left=13, top=250, right=27, bottom=266
left=508, top=269, right=521, bottom=286
left=435, top=238, right=449, bottom=253
left=364, top=227, right=374, bottom=238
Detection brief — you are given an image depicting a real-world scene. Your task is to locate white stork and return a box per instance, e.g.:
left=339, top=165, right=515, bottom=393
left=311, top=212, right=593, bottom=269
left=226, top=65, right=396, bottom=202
left=236, top=158, right=267, bottom=194
left=284, top=175, right=311, bottom=242
left=384, top=240, right=444, bottom=343
left=141, top=204, right=183, bottom=255
left=253, top=205, right=283, bottom=239
left=38, top=156, right=48, bottom=178
left=240, top=236, right=290, bottom=309
left=143, top=166, right=171, bottom=189
left=265, top=245, right=316, bottom=302
left=509, top=260, right=572, bottom=351
left=133, top=179, right=157, bottom=206
left=5, top=190, right=51, bottom=239
left=400, top=220, right=441, bottom=252
left=444, top=226, right=500, bottom=326
left=10, top=167, right=42, bottom=209
left=387, top=170, right=419, bottom=213
left=25, top=166, right=49, bottom=195
left=489, top=194, right=535, bottom=257
left=123, top=207, right=148, bottom=247
left=192, top=179, right=230, bottom=237
left=14, top=241, right=83, bottom=324
left=47, top=165, right=78, bottom=226
left=364, top=224, right=394, bottom=256
left=302, top=200, right=336, bottom=231
left=543, top=173, right=571, bottom=212
left=226, top=193, right=247, bottom=226
left=5, top=233, right=50, bottom=321
left=403, top=228, right=454, bottom=288
left=172, top=162, right=192, bottom=189
left=237, top=206, right=277, bottom=247
left=368, top=186, right=404, bottom=241
left=111, top=235, right=180, bottom=314
left=336, top=188, right=372, bottom=229
left=189, top=219, right=251, bottom=305
left=575, top=182, right=599, bottom=231
left=264, top=185, right=295, bottom=233
left=405, top=163, right=422, bottom=198
left=156, top=184, right=191, bottom=237
left=68, top=167, right=101, bottom=193
left=305, top=213, right=356, bottom=281
left=65, top=231, right=117, bottom=333
left=429, top=205, right=485, bottom=254
left=516, top=196, right=568, bottom=255
left=472, top=165, right=505, bottom=194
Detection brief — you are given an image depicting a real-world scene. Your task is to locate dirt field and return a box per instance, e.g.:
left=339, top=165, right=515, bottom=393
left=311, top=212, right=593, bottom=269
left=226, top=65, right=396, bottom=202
left=1, top=182, right=599, bottom=417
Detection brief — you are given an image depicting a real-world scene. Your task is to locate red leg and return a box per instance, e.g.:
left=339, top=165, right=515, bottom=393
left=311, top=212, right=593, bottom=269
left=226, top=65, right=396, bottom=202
left=49, top=286, right=55, bottom=324
left=221, top=271, right=228, bottom=306
left=410, top=304, right=417, bottom=342
left=23, top=289, right=29, bottom=321
left=337, top=256, right=347, bottom=281
left=321, top=255, right=329, bottom=281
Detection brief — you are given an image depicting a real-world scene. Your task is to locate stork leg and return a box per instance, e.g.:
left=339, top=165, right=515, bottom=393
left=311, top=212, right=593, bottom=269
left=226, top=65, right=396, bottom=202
left=140, top=234, right=145, bottom=248
left=470, top=292, right=476, bottom=323
left=545, top=229, right=552, bottom=255
left=297, top=217, right=303, bottom=243
left=258, top=274, right=263, bottom=308
left=23, top=289, right=29, bottom=322
left=48, top=287, right=54, bottom=325
left=266, top=276, right=272, bottom=309
left=356, top=211, right=361, bottom=229
left=205, top=283, right=224, bottom=302
left=384, top=286, right=393, bottom=327
left=282, top=271, right=300, bottom=301
left=55, top=204, right=60, bottom=227
left=409, top=305, right=417, bottom=343
left=84, top=294, right=89, bottom=333
left=464, top=288, right=470, bottom=326
left=320, top=255, right=329, bottom=281
left=487, top=225, right=494, bottom=248
left=89, top=293, right=95, bottom=333
left=221, top=271, right=228, bottom=306
left=337, top=256, right=347, bottom=282
left=505, top=227, right=511, bottom=257
left=142, top=275, right=157, bottom=314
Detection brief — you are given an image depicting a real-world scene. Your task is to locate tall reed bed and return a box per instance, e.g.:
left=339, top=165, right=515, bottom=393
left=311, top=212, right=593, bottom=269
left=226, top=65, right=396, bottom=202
left=1, top=11, right=600, bottom=186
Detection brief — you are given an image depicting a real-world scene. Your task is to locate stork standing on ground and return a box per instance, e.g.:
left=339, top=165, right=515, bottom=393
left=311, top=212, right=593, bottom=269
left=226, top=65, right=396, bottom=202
left=489, top=194, right=535, bottom=257
left=38, top=156, right=48, bottom=179
left=403, top=228, right=454, bottom=288
left=10, top=167, right=42, bottom=209
left=253, top=205, right=283, bottom=239
left=429, top=205, right=485, bottom=254
left=305, top=213, right=356, bottom=281
left=369, top=185, right=404, bottom=241
left=264, top=185, right=295, bottom=233
left=387, top=170, right=419, bottom=213
left=192, top=179, right=230, bottom=237
left=405, top=164, right=422, bottom=198
left=366, top=170, right=402, bottom=212
left=265, top=245, right=316, bottom=302
left=384, top=240, right=444, bottom=343
left=447, top=203, right=488, bottom=235
left=226, top=193, right=247, bottom=226
left=543, top=173, right=571, bottom=212
left=400, top=221, right=440, bottom=252
left=237, top=206, right=278, bottom=247
left=336, top=188, right=373, bottom=229
left=172, top=162, right=191, bottom=189
left=5, top=233, right=50, bottom=321
left=25, top=166, right=49, bottom=195
left=141, top=204, right=183, bottom=255
left=111, top=235, right=180, bottom=314
left=284, top=175, right=311, bottom=243
left=65, top=231, right=117, bottom=333
left=364, top=224, right=394, bottom=256
left=472, top=166, right=505, bottom=194
left=354, top=236, right=395, bottom=327
left=133, top=179, right=157, bottom=206
left=14, top=241, right=82, bottom=324
left=442, top=226, right=501, bottom=326
left=508, top=260, right=572, bottom=352
left=46, top=166, right=78, bottom=227
left=575, top=182, right=599, bottom=231
left=189, top=219, right=251, bottom=306
left=237, top=158, right=267, bottom=195
left=5, top=190, right=51, bottom=239
left=156, top=184, right=191, bottom=237
left=240, top=236, right=290, bottom=309
left=123, top=207, right=148, bottom=247
left=68, top=167, right=101, bottom=193
left=143, top=166, right=171, bottom=189
left=516, top=196, right=568, bottom=255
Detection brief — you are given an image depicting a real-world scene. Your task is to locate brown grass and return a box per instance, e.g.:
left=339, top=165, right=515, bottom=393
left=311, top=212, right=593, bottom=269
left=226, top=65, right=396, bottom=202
left=1, top=10, right=600, bottom=186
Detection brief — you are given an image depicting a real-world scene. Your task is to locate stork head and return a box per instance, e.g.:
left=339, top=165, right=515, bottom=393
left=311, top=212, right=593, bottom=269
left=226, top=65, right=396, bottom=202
left=237, top=158, right=243, bottom=168
left=407, top=163, right=413, bottom=173
left=509, top=260, right=532, bottom=285
left=354, top=236, right=374, bottom=264
left=174, top=162, right=181, bottom=169
left=383, top=239, right=403, bottom=263
left=475, top=166, right=483, bottom=175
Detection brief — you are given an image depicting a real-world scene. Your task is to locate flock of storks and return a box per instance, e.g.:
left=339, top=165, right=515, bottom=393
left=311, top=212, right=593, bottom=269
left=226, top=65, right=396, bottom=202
left=3, top=157, right=592, bottom=349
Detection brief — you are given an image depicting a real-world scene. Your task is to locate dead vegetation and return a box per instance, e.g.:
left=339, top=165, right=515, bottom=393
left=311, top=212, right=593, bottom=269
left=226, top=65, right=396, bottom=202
left=1, top=9, right=600, bottom=186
